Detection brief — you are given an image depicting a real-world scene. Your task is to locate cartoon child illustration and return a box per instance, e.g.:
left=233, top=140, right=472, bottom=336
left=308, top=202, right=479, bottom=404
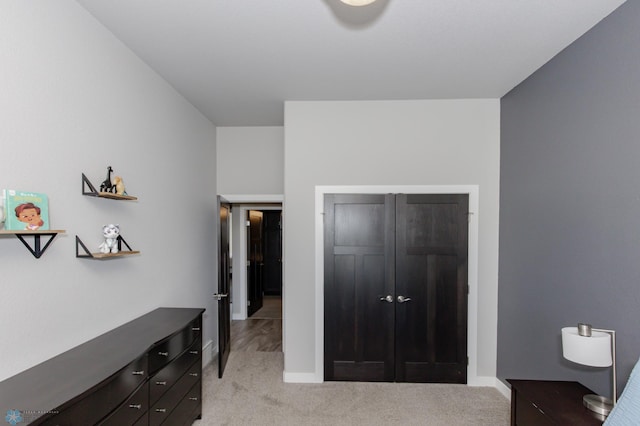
left=15, top=202, right=44, bottom=230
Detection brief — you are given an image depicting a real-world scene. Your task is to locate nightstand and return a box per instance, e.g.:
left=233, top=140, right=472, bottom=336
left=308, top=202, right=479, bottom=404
left=507, top=379, right=604, bottom=425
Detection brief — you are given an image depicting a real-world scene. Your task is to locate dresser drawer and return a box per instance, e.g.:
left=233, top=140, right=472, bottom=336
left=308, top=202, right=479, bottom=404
left=149, top=360, right=201, bottom=426
left=132, top=411, right=149, bottom=426
left=161, top=380, right=202, bottom=426
left=150, top=338, right=201, bottom=404
left=41, top=355, right=148, bottom=426
left=98, top=381, right=149, bottom=426
left=149, top=317, right=202, bottom=373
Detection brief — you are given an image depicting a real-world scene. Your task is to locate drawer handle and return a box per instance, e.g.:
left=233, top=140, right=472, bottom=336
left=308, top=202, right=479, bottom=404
left=155, top=408, right=167, bottom=413
left=158, top=351, right=169, bottom=357
left=129, top=404, right=142, bottom=410
left=189, top=397, right=198, bottom=401
left=132, top=370, right=145, bottom=376
left=189, top=350, right=199, bottom=355
left=155, top=381, right=167, bottom=386
left=189, top=372, right=199, bottom=377
left=192, top=327, right=201, bottom=331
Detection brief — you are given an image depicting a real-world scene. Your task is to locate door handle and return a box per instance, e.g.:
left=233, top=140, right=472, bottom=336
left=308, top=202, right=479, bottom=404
left=379, top=295, right=393, bottom=303
left=213, top=293, right=229, bottom=301
left=397, top=295, right=412, bottom=303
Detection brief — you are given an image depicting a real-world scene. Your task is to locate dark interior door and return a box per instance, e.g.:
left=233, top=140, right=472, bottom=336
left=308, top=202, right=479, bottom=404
left=324, top=193, right=468, bottom=384
left=395, top=194, right=468, bottom=383
left=217, top=197, right=231, bottom=378
left=247, top=210, right=264, bottom=317
left=324, top=194, right=396, bottom=381
left=263, top=210, right=282, bottom=296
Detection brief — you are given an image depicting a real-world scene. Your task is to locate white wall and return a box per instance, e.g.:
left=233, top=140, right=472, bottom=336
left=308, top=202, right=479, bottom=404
left=216, top=127, right=284, bottom=195
left=283, top=100, right=501, bottom=382
left=0, top=1, right=217, bottom=381
left=216, top=126, right=284, bottom=320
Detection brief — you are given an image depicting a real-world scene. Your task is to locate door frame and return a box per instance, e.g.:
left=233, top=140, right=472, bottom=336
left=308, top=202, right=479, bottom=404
left=219, top=195, right=283, bottom=323
left=315, top=185, right=481, bottom=384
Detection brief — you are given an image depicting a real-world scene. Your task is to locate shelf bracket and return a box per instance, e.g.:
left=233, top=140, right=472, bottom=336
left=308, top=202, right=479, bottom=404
left=15, top=233, right=60, bottom=259
left=82, top=173, right=99, bottom=196
left=75, top=235, right=93, bottom=258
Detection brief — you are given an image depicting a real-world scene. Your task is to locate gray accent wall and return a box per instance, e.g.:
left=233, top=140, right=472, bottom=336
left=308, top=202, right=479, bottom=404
left=499, top=0, right=640, bottom=397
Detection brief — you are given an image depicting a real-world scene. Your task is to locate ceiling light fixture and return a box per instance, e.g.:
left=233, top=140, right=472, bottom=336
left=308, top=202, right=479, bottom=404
left=339, top=0, right=377, bottom=6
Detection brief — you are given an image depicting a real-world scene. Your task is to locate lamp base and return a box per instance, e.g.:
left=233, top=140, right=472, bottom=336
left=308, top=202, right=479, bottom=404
left=583, top=394, right=613, bottom=417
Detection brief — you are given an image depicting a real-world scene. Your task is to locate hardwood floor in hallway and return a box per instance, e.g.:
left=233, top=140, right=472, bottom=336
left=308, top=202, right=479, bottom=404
left=230, top=296, right=282, bottom=352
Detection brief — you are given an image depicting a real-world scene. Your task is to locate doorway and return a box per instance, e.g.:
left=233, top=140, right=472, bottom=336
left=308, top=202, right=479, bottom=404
left=247, top=209, right=282, bottom=318
left=220, top=201, right=283, bottom=358
left=323, top=193, right=469, bottom=383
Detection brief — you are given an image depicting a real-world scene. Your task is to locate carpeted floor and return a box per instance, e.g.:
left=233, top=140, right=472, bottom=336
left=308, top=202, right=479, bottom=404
left=193, top=352, right=510, bottom=426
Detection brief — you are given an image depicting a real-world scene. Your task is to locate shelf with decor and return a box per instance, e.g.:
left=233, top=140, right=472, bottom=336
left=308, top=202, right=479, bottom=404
left=0, top=230, right=66, bottom=259
left=75, top=235, right=140, bottom=259
left=82, top=173, right=137, bottom=201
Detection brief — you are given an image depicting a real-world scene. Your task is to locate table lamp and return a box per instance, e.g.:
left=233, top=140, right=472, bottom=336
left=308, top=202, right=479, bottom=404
left=561, top=323, right=617, bottom=416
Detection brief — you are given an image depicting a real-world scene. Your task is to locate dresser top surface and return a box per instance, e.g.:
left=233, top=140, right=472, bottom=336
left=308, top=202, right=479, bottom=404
left=508, top=379, right=604, bottom=425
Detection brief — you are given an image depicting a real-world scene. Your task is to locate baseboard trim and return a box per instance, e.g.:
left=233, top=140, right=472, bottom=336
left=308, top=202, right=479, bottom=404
left=494, top=378, right=511, bottom=400
left=202, top=340, right=216, bottom=369
left=468, top=375, right=498, bottom=387
left=283, top=371, right=322, bottom=383
left=467, top=375, right=511, bottom=400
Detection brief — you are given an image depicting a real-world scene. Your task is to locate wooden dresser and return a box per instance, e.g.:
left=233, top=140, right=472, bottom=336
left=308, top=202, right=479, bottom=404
left=0, top=307, right=205, bottom=425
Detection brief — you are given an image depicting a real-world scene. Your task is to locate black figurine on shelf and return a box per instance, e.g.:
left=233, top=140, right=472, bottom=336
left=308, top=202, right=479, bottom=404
left=99, top=166, right=116, bottom=193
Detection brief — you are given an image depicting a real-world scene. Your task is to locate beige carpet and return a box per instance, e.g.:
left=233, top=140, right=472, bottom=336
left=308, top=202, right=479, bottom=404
left=193, top=352, right=509, bottom=426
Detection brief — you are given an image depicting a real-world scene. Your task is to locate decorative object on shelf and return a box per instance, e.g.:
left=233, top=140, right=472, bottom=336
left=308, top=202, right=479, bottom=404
left=99, top=166, right=115, bottom=193
left=82, top=173, right=137, bottom=200
left=1, top=189, right=49, bottom=231
left=76, top=234, right=139, bottom=259
left=113, top=176, right=126, bottom=196
left=562, top=323, right=617, bottom=417
left=0, top=189, right=62, bottom=258
left=98, top=224, right=120, bottom=254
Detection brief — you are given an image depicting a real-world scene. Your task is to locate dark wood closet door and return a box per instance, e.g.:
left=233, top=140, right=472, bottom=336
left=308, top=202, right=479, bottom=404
left=247, top=210, right=264, bottom=317
left=324, top=194, right=396, bottom=382
left=263, top=211, right=282, bottom=296
left=395, top=194, right=468, bottom=383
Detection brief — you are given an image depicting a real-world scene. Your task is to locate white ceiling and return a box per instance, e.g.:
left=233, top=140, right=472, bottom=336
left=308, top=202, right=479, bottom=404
left=76, top=0, right=626, bottom=126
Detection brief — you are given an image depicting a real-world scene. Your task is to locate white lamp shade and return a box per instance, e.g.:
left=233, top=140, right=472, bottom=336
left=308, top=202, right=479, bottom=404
left=340, top=0, right=377, bottom=6
left=562, top=327, right=612, bottom=367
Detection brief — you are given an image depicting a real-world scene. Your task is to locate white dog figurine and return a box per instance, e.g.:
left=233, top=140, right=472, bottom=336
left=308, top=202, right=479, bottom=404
left=98, top=224, right=120, bottom=254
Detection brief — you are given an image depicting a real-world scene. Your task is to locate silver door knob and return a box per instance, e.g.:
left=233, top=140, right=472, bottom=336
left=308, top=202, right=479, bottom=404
left=397, top=295, right=412, bottom=303
left=379, top=295, right=393, bottom=303
left=213, top=293, right=229, bottom=301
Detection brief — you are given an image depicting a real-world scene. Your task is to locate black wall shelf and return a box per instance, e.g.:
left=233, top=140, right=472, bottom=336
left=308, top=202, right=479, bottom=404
left=76, top=235, right=140, bottom=259
left=0, top=230, right=66, bottom=259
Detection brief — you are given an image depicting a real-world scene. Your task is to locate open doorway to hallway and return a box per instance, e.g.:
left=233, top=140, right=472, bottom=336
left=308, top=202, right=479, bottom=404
left=229, top=204, right=282, bottom=354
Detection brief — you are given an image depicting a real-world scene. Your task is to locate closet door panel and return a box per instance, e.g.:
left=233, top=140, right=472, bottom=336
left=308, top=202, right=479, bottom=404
left=395, top=194, right=468, bottom=383
left=324, top=194, right=395, bottom=382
